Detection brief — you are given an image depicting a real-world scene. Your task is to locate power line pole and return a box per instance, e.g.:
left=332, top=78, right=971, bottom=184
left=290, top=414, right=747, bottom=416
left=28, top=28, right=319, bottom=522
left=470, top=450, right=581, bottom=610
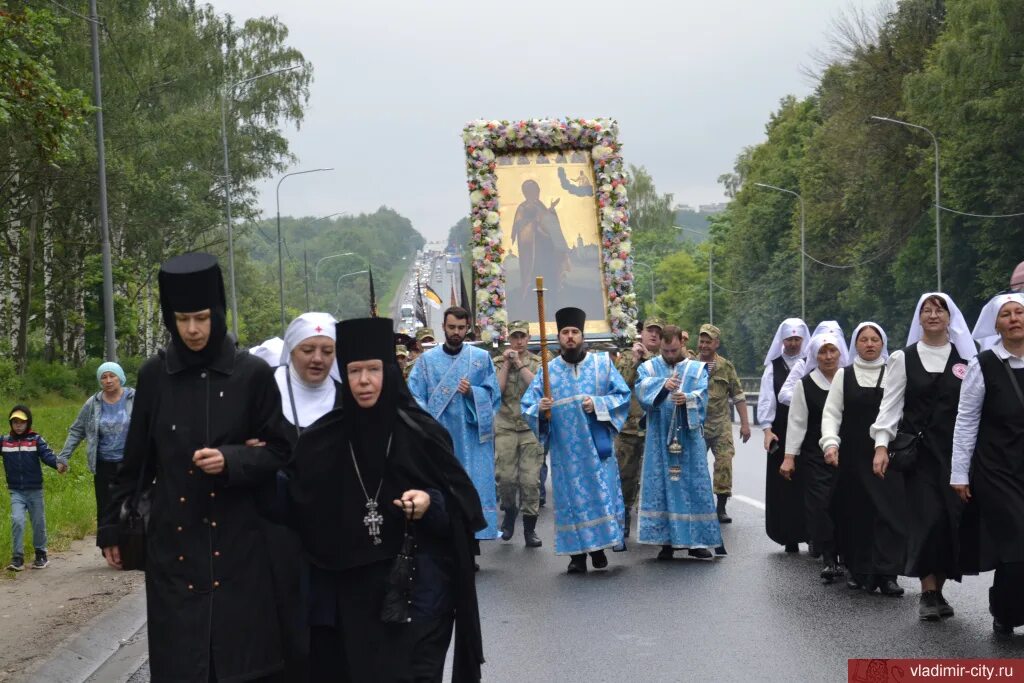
left=304, top=249, right=310, bottom=310
left=88, top=0, right=117, bottom=361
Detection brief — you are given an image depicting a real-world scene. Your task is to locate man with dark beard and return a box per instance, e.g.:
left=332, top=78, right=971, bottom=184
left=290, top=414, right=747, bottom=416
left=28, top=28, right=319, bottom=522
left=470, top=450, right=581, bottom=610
left=290, top=317, right=486, bottom=681
left=521, top=307, right=631, bottom=573
left=408, top=308, right=501, bottom=545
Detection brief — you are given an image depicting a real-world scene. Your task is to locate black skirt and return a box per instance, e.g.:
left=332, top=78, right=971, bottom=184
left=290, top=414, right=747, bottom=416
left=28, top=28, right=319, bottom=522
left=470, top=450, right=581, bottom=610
left=834, top=365, right=907, bottom=576
left=765, top=357, right=807, bottom=546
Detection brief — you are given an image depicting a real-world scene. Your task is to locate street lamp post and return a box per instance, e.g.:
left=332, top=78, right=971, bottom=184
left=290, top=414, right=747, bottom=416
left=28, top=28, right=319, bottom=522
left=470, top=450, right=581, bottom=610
left=314, top=252, right=356, bottom=282
left=334, top=269, right=369, bottom=317
left=300, top=213, right=349, bottom=308
left=220, top=64, right=303, bottom=338
left=674, top=225, right=714, bottom=324
left=869, top=115, right=941, bottom=290
left=87, top=0, right=117, bottom=361
left=276, top=168, right=334, bottom=334
left=752, top=184, right=806, bottom=320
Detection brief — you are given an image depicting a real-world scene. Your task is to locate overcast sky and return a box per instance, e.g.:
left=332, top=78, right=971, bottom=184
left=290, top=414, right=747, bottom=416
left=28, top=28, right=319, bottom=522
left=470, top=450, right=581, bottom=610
left=209, top=0, right=887, bottom=241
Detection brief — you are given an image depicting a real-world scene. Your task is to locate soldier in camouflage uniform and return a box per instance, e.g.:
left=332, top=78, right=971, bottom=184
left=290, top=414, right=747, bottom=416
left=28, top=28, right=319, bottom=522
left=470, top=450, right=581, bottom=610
left=680, top=329, right=696, bottom=359
left=614, top=317, right=665, bottom=543
left=493, top=321, right=544, bottom=547
left=395, top=344, right=410, bottom=375
left=697, top=323, right=751, bottom=523
left=404, top=327, right=436, bottom=381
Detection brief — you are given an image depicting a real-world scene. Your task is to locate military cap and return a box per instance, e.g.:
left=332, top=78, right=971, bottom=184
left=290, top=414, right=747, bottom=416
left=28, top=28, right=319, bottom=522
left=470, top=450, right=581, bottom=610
left=415, top=327, right=436, bottom=342
left=508, top=320, right=530, bottom=336
left=642, top=316, right=666, bottom=330
left=699, top=323, right=721, bottom=339
left=395, top=344, right=409, bottom=357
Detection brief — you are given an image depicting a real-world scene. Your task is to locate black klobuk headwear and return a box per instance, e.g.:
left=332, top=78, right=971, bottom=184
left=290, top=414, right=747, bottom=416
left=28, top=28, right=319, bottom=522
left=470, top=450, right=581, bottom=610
left=555, top=306, right=586, bottom=333
left=158, top=252, right=228, bottom=366
left=336, top=317, right=398, bottom=371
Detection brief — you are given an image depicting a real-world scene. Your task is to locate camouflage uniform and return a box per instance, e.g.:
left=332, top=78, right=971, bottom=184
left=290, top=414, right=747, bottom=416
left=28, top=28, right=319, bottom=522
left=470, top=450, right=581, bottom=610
left=405, top=327, right=436, bottom=382
left=703, top=351, right=745, bottom=496
left=614, top=349, right=652, bottom=511
left=493, top=349, right=545, bottom=517
left=396, top=344, right=410, bottom=379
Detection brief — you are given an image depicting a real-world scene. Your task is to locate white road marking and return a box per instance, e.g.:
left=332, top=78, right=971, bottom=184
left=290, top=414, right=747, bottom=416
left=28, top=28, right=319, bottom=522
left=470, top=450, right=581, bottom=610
left=732, top=494, right=766, bottom=511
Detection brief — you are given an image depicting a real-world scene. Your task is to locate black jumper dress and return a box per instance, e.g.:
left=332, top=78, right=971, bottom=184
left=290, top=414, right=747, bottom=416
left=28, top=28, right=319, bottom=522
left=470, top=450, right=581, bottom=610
left=970, top=350, right=1024, bottom=625
left=835, top=364, right=907, bottom=578
left=799, top=375, right=838, bottom=558
left=900, top=343, right=966, bottom=580
left=765, top=357, right=808, bottom=546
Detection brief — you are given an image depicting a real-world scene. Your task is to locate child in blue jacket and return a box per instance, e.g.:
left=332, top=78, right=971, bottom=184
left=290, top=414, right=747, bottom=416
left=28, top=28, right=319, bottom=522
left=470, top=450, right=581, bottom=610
left=2, top=404, right=64, bottom=570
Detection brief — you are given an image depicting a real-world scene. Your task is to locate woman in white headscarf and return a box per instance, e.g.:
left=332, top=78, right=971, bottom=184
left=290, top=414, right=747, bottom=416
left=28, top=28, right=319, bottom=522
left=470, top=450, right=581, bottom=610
left=871, top=292, right=977, bottom=622
left=951, top=293, right=1024, bottom=635
left=821, top=322, right=907, bottom=596
left=757, top=317, right=810, bottom=553
left=274, top=312, right=342, bottom=440
left=780, top=333, right=843, bottom=582
left=258, top=311, right=341, bottom=678
left=778, top=320, right=849, bottom=406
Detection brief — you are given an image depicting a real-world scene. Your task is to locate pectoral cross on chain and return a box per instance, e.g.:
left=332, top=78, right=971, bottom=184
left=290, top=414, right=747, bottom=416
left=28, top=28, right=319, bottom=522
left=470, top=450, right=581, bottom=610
left=363, top=500, right=384, bottom=545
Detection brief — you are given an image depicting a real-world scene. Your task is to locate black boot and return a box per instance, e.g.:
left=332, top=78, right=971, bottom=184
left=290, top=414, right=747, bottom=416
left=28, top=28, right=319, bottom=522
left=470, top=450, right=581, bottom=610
left=567, top=554, right=587, bottom=574
left=716, top=494, right=732, bottom=524
left=522, top=515, right=542, bottom=548
left=657, top=545, right=674, bottom=561
left=623, top=507, right=631, bottom=538
left=500, top=505, right=518, bottom=541
left=589, top=550, right=608, bottom=569
left=714, top=544, right=728, bottom=557
left=875, top=575, right=904, bottom=597
left=784, top=543, right=799, bottom=554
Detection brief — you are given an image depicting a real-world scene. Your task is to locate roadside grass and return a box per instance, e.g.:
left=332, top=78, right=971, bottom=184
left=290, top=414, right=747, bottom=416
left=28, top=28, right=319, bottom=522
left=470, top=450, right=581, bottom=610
left=0, top=393, right=97, bottom=572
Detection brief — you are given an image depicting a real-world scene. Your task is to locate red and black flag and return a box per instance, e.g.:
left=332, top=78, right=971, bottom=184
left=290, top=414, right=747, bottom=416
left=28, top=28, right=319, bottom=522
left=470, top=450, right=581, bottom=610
left=415, top=281, right=428, bottom=326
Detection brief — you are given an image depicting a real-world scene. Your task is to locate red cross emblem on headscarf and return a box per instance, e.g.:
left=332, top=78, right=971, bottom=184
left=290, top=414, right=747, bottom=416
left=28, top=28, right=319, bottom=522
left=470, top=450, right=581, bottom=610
left=314, top=326, right=323, bottom=333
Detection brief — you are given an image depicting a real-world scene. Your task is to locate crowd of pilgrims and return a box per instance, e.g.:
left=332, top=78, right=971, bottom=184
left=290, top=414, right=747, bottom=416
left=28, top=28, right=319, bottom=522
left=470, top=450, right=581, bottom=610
left=92, top=251, right=1023, bottom=682
left=758, top=291, right=1024, bottom=635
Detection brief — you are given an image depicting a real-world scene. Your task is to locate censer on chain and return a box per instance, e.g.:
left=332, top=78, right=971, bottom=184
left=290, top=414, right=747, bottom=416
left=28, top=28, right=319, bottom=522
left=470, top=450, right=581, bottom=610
left=666, top=369, right=683, bottom=454
left=666, top=369, right=684, bottom=482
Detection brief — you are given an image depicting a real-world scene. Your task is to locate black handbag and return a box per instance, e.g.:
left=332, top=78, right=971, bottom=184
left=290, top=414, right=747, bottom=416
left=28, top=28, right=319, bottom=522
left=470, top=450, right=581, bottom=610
left=380, top=503, right=417, bottom=624
left=117, top=457, right=152, bottom=571
left=888, top=360, right=940, bottom=473
left=887, top=430, right=921, bottom=472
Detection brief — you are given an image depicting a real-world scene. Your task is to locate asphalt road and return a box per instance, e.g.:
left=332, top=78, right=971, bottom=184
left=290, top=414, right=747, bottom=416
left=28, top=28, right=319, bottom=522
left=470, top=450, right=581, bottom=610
left=112, top=425, right=1022, bottom=682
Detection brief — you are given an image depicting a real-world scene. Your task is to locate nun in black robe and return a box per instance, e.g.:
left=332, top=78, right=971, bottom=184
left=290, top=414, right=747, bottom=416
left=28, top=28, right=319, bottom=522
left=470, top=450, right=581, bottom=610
left=99, top=253, right=292, bottom=682
left=289, top=317, right=486, bottom=682
left=952, top=293, right=1024, bottom=634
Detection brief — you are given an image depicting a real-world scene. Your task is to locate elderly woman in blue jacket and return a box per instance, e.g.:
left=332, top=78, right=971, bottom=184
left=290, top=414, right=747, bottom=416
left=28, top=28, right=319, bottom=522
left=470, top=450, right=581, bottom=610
left=57, top=362, right=135, bottom=535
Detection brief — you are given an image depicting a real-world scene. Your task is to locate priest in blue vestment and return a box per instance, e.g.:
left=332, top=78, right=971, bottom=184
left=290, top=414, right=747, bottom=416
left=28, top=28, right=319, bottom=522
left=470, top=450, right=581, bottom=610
left=521, top=307, right=631, bottom=574
left=408, top=307, right=501, bottom=541
left=635, top=325, right=726, bottom=560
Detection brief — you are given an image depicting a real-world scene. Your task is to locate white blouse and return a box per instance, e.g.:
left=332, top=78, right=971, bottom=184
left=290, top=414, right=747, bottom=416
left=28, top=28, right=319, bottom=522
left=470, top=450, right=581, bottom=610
left=870, top=342, right=951, bottom=449
left=950, top=342, right=1024, bottom=485
left=818, top=356, right=887, bottom=451
left=784, top=369, right=833, bottom=457
left=756, top=355, right=801, bottom=429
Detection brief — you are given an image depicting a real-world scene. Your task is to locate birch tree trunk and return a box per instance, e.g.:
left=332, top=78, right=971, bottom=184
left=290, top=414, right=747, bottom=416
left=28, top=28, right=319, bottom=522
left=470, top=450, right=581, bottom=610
left=71, top=280, right=86, bottom=365
left=144, top=277, right=155, bottom=356
left=14, top=190, right=41, bottom=374
left=5, top=201, right=21, bottom=354
left=42, top=210, right=56, bottom=362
